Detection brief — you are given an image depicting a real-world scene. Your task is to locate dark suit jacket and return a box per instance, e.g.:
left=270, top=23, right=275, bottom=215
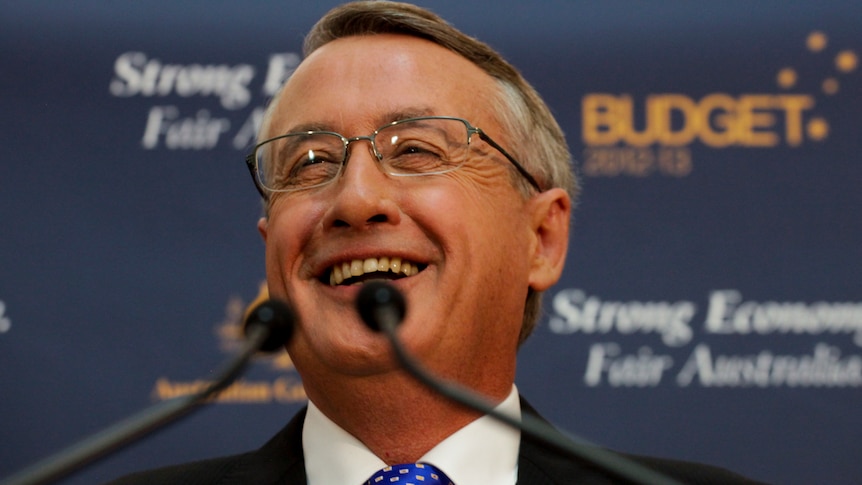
left=107, top=400, right=767, bottom=484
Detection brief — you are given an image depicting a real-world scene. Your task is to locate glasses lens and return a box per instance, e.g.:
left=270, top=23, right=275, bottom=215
left=376, top=118, right=470, bottom=176
left=256, top=133, right=346, bottom=192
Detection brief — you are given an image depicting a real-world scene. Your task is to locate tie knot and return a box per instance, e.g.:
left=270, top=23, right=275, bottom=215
left=365, top=462, right=454, bottom=485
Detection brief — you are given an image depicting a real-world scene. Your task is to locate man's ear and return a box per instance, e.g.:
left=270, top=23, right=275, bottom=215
left=257, top=217, right=269, bottom=242
left=527, top=188, right=571, bottom=291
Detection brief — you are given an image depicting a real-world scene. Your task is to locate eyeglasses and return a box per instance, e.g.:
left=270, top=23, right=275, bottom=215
left=245, top=116, right=542, bottom=198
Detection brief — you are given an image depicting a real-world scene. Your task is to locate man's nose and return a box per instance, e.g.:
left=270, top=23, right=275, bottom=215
left=323, top=138, right=401, bottom=229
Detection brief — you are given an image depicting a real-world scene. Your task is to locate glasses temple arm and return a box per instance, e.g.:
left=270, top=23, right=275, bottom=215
left=476, top=131, right=543, bottom=192
left=245, top=152, right=270, bottom=200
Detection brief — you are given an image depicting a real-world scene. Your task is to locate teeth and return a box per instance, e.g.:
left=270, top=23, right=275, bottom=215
left=328, top=257, right=420, bottom=286
left=350, top=260, right=363, bottom=277
left=330, top=265, right=343, bottom=285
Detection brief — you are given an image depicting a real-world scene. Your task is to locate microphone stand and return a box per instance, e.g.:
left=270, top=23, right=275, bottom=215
left=1, top=301, right=292, bottom=485
left=371, top=300, right=684, bottom=485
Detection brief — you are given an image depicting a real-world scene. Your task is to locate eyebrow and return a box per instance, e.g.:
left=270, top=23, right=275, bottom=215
left=282, top=107, right=437, bottom=135
left=284, top=122, right=334, bottom=134
left=379, top=107, right=435, bottom=125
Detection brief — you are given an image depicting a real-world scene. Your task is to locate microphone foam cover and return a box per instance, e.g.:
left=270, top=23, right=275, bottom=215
left=243, top=299, right=296, bottom=352
left=356, top=281, right=406, bottom=332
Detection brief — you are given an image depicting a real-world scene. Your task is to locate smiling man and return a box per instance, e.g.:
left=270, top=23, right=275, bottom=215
left=109, top=2, right=764, bottom=484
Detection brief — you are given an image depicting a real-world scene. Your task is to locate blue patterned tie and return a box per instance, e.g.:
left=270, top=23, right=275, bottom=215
left=364, top=462, right=455, bottom=485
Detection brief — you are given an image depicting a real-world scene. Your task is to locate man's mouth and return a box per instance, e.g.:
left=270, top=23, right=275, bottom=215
left=326, top=257, right=425, bottom=286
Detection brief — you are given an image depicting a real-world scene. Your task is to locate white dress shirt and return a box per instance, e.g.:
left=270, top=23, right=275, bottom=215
left=303, top=385, right=521, bottom=485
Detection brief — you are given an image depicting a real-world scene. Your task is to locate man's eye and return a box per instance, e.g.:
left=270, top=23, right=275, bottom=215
left=299, top=153, right=327, bottom=166
left=385, top=142, right=452, bottom=174
left=392, top=141, right=444, bottom=158
left=293, top=149, right=339, bottom=168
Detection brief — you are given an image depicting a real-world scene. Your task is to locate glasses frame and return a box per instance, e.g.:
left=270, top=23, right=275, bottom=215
left=244, top=116, right=543, bottom=199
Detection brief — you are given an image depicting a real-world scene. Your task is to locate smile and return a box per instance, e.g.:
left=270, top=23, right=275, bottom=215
left=327, top=257, right=424, bottom=286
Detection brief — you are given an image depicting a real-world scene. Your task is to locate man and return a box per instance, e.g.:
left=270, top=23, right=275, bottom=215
left=110, top=2, right=764, bottom=484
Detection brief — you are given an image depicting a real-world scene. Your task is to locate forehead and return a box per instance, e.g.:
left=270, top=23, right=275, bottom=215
left=267, top=34, right=500, bottom=137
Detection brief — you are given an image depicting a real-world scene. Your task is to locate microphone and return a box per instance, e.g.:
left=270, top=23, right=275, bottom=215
left=355, top=282, right=683, bottom=485
left=244, top=298, right=295, bottom=352
left=0, top=299, right=295, bottom=485
left=356, top=279, right=406, bottom=333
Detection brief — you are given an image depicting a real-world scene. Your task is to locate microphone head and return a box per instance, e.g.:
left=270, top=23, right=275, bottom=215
left=243, top=299, right=296, bottom=352
left=356, top=281, right=406, bottom=332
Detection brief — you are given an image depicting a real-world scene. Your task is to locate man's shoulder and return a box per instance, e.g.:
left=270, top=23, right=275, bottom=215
left=104, top=452, right=255, bottom=485
left=519, top=436, right=767, bottom=484
left=626, top=453, right=768, bottom=485
left=104, top=445, right=304, bottom=485
left=517, top=398, right=768, bottom=484
left=104, top=407, right=307, bottom=485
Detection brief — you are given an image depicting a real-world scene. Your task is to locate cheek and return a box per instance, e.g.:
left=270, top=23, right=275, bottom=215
left=408, top=177, right=530, bottom=269
left=264, top=198, right=324, bottom=290
left=262, top=223, right=292, bottom=300
left=412, top=168, right=522, bottom=216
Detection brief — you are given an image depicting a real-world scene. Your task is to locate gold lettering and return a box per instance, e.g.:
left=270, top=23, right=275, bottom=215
left=620, top=95, right=653, bottom=147
left=152, top=377, right=209, bottom=400
left=775, top=95, right=815, bottom=146
left=738, top=95, right=779, bottom=147
left=216, top=380, right=273, bottom=403
left=582, top=94, right=619, bottom=145
left=654, top=94, right=697, bottom=146
left=697, top=94, right=736, bottom=148
left=581, top=93, right=816, bottom=148
left=582, top=147, right=655, bottom=177
left=151, top=378, right=293, bottom=403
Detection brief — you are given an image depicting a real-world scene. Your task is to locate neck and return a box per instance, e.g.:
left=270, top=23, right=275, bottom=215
left=307, top=369, right=513, bottom=464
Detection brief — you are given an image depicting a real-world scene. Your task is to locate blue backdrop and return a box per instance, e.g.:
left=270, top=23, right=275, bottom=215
left=2, top=2, right=860, bottom=484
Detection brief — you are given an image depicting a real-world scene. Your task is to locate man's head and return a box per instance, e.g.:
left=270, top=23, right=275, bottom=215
left=252, top=1, right=574, bottom=399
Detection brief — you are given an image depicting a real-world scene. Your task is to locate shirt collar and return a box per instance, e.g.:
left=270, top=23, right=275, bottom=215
left=303, top=385, right=521, bottom=485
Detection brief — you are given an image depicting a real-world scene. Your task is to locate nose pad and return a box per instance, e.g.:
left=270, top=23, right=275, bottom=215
left=343, top=136, right=382, bottom=170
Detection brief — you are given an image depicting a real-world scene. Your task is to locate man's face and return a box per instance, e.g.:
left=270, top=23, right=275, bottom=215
left=259, top=34, right=543, bottom=390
